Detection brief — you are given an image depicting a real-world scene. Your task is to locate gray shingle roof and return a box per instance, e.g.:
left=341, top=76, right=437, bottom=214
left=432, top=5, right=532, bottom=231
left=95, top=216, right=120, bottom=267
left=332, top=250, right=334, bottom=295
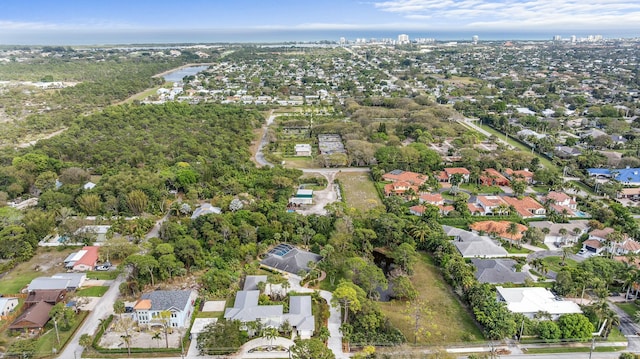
left=470, top=259, right=530, bottom=284
left=284, top=295, right=314, bottom=331
left=260, top=246, right=322, bottom=275
left=140, top=290, right=193, bottom=311
left=443, top=226, right=508, bottom=258
left=224, top=290, right=283, bottom=322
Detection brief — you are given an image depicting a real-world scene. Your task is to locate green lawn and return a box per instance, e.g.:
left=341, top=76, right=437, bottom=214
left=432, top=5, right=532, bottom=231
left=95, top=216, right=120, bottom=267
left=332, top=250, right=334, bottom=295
left=338, top=172, right=383, bottom=212
left=378, top=253, right=484, bottom=345
left=196, top=311, right=224, bottom=319
left=616, top=302, right=640, bottom=317
left=524, top=346, right=625, bottom=354
left=0, top=247, right=77, bottom=294
left=90, top=270, right=120, bottom=280
left=460, top=183, right=503, bottom=195
left=75, top=286, right=109, bottom=297
left=504, top=246, right=533, bottom=254
left=35, top=311, right=88, bottom=356
left=541, top=256, right=578, bottom=272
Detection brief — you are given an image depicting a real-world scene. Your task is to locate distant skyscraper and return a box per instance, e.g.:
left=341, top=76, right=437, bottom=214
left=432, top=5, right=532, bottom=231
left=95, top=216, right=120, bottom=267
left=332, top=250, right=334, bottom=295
left=553, top=35, right=562, bottom=41
left=472, top=35, right=479, bottom=44
left=339, top=37, right=346, bottom=45
left=571, top=35, right=577, bottom=43
left=398, top=34, right=410, bottom=45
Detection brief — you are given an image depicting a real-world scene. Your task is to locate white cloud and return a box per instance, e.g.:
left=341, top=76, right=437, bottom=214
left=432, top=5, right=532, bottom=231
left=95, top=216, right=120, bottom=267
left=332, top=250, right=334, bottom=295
left=372, top=0, right=640, bottom=29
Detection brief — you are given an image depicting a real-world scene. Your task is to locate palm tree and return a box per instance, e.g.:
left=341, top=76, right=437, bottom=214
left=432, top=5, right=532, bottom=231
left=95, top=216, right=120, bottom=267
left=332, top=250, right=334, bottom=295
left=507, top=222, right=520, bottom=248
left=572, top=227, right=582, bottom=243
left=261, top=327, right=279, bottom=351
left=120, top=334, right=132, bottom=357
left=561, top=247, right=571, bottom=266
left=559, top=228, right=568, bottom=245
left=152, top=331, right=162, bottom=348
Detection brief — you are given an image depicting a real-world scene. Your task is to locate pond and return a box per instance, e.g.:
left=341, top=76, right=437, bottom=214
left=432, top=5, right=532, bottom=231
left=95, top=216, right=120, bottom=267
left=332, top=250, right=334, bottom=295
left=372, top=250, right=396, bottom=302
left=162, top=65, right=210, bottom=82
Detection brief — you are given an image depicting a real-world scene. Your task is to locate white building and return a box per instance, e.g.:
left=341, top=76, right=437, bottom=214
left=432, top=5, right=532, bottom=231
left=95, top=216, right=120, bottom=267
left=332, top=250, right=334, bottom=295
left=397, top=34, right=410, bottom=45
left=0, top=297, right=19, bottom=317
left=289, top=189, right=313, bottom=205
left=294, top=144, right=312, bottom=157
left=133, top=290, right=197, bottom=328
left=496, top=286, right=582, bottom=319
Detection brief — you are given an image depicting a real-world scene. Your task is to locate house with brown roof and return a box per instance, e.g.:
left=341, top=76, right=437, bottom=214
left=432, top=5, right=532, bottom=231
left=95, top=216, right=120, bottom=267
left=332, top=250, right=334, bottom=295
left=582, top=239, right=606, bottom=256
left=437, top=167, right=471, bottom=183
left=544, top=191, right=579, bottom=216
left=25, top=289, right=66, bottom=308
left=9, top=301, right=53, bottom=332
left=504, top=168, right=535, bottom=184
left=419, top=193, right=444, bottom=205
left=383, top=181, right=419, bottom=198
left=502, top=196, right=546, bottom=218
left=382, top=170, right=428, bottom=186
left=480, top=168, right=510, bottom=186
left=469, top=221, right=528, bottom=243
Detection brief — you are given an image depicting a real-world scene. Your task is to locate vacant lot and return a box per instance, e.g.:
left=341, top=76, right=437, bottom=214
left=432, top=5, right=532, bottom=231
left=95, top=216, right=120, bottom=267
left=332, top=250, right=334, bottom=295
left=337, top=172, right=382, bottom=212
left=0, top=247, right=77, bottom=294
left=541, top=256, right=578, bottom=272
left=76, top=286, right=109, bottom=297
left=379, top=254, right=484, bottom=345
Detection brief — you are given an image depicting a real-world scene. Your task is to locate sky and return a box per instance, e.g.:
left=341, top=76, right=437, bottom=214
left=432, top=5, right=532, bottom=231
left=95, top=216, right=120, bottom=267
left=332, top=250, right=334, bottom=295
left=1, top=0, right=640, bottom=44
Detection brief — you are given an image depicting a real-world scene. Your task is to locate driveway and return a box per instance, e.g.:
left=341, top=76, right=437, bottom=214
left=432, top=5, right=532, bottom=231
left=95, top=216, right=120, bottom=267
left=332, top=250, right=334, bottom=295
left=255, top=113, right=275, bottom=168
left=57, top=274, right=126, bottom=359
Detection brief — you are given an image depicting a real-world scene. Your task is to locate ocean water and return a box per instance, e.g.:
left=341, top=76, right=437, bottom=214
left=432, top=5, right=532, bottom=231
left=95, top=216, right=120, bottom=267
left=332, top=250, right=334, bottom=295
left=1, top=29, right=637, bottom=46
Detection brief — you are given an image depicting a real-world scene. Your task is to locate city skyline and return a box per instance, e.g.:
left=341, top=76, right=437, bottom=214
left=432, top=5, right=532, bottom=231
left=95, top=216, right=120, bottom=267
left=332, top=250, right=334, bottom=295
left=1, top=0, right=639, bottom=44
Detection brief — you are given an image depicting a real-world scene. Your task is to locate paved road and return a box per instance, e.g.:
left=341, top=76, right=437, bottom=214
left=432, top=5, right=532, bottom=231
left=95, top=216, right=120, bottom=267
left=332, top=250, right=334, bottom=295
left=58, top=274, right=126, bottom=359
left=255, top=113, right=276, bottom=168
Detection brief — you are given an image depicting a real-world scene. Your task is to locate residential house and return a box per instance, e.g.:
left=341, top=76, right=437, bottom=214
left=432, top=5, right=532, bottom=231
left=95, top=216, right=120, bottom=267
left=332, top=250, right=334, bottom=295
left=191, top=203, right=222, bottom=219
left=470, top=259, right=531, bottom=284
left=9, top=301, right=53, bottom=332
left=72, top=246, right=99, bottom=271
left=480, top=168, right=510, bottom=186
left=419, top=193, right=444, bottom=205
left=133, top=290, right=197, bottom=328
left=528, top=220, right=590, bottom=245
left=0, top=297, right=19, bottom=316
left=383, top=181, right=419, bottom=198
left=284, top=296, right=315, bottom=339
left=504, top=168, right=535, bottom=184
left=74, top=225, right=110, bottom=243
left=554, top=146, right=582, bottom=158
left=382, top=170, right=428, bottom=187
left=588, top=168, right=640, bottom=186
left=475, top=195, right=508, bottom=216
left=613, top=238, right=640, bottom=256
left=618, top=188, right=640, bottom=200
left=469, top=221, right=528, bottom=243
left=496, top=286, right=582, bottom=319
left=543, top=192, right=583, bottom=217
left=589, top=227, right=615, bottom=242
left=260, top=243, right=322, bottom=275
left=501, top=196, right=546, bottom=218
left=443, top=225, right=508, bottom=258
left=25, top=289, right=67, bottom=308
left=27, top=277, right=70, bottom=292
left=51, top=273, right=86, bottom=291
left=294, top=144, right=312, bottom=156
left=581, top=239, right=606, bottom=255
left=289, top=189, right=314, bottom=205
left=437, top=167, right=470, bottom=183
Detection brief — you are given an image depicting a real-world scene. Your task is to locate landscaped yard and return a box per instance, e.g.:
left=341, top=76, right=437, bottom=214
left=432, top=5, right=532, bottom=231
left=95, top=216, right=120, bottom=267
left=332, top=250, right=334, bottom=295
left=616, top=302, right=640, bottom=317
left=378, top=253, right=484, bottom=345
left=0, top=247, right=77, bottom=294
left=541, top=256, right=578, bottom=272
left=34, top=311, right=89, bottom=356
left=76, top=286, right=109, bottom=297
left=337, top=172, right=383, bottom=212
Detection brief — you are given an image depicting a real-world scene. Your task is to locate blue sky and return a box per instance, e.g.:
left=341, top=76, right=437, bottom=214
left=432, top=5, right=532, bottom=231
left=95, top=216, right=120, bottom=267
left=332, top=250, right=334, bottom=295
left=1, top=0, right=639, bottom=44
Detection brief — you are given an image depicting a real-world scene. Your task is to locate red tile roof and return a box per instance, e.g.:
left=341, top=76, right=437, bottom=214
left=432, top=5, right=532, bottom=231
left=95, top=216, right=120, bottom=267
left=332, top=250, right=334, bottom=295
left=74, top=246, right=99, bottom=269
left=382, top=171, right=428, bottom=186
left=444, top=167, right=470, bottom=176
left=469, top=221, right=527, bottom=241
left=419, top=193, right=444, bottom=204
left=502, top=196, right=545, bottom=218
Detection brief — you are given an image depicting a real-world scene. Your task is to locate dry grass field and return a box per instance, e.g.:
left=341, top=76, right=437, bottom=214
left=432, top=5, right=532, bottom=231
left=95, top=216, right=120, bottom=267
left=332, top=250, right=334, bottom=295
left=337, top=171, right=383, bottom=212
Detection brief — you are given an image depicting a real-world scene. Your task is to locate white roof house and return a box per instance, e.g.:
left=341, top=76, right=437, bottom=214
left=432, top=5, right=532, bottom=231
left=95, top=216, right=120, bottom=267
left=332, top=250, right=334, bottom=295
left=191, top=203, right=222, bottom=220
left=496, top=286, right=582, bottom=319
left=0, top=297, right=19, bottom=316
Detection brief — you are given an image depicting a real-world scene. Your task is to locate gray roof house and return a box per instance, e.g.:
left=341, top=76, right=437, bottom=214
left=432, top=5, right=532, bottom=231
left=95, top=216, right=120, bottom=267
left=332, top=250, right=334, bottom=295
left=27, top=277, right=70, bottom=292
left=243, top=275, right=268, bottom=291
left=260, top=244, right=322, bottom=275
left=470, top=259, right=530, bottom=284
left=443, top=225, right=508, bottom=258
left=190, top=203, right=222, bottom=219
left=224, top=289, right=316, bottom=339
left=52, top=273, right=87, bottom=290
left=133, top=290, right=196, bottom=328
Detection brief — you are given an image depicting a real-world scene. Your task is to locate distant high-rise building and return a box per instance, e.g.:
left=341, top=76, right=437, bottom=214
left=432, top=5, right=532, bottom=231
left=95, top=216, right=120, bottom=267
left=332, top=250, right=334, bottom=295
left=472, top=35, right=479, bottom=44
left=398, top=34, right=410, bottom=45
left=339, top=37, right=346, bottom=45
left=571, top=35, right=577, bottom=43
left=553, top=35, right=562, bottom=41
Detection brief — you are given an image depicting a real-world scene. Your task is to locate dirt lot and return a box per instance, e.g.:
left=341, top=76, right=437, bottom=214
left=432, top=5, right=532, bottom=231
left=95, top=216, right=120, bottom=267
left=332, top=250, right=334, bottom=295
left=101, top=316, right=185, bottom=349
left=0, top=247, right=77, bottom=294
